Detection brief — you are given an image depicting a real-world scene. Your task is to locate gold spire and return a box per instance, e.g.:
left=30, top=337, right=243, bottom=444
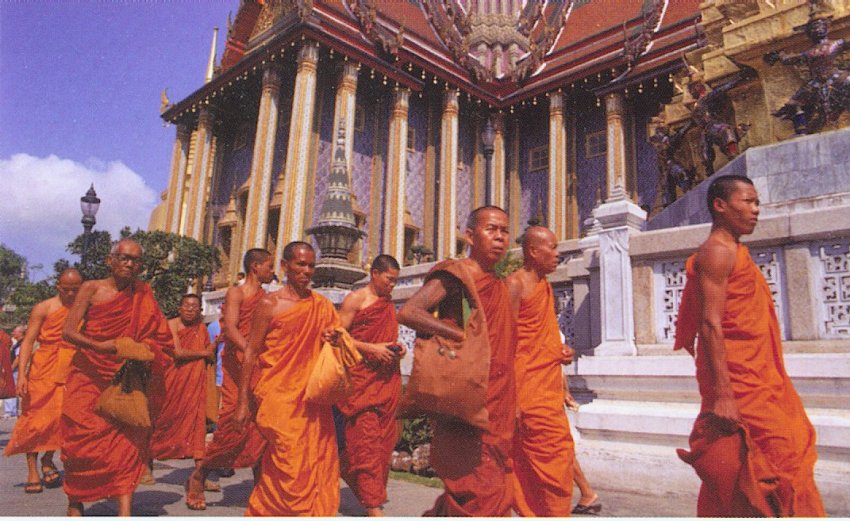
left=205, top=26, right=219, bottom=84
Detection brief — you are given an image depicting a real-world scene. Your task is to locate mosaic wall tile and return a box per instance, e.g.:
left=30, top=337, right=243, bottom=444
left=633, top=109, right=659, bottom=211
left=310, top=76, right=337, bottom=227
left=518, top=105, right=549, bottom=228
left=575, top=105, right=606, bottom=232
left=406, top=95, right=428, bottom=231
left=456, top=115, right=474, bottom=234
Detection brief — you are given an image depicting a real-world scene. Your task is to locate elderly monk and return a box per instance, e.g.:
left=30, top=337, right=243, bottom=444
left=505, top=226, right=576, bottom=516
left=398, top=206, right=517, bottom=516
left=235, top=241, right=343, bottom=516
left=337, top=254, right=404, bottom=516
left=675, top=175, right=824, bottom=517
left=61, top=239, right=173, bottom=516
left=5, top=269, right=82, bottom=494
left=150, top=294, right=215, bottom=471
left=186, top=248, right=274, bottom=510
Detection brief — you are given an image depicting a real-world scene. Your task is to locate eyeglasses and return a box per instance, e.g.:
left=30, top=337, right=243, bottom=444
left=112, top=253, right=142, bottom=265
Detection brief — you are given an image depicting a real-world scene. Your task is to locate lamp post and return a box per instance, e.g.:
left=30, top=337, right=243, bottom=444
left=80, top=184, right=100, bottom=272
left=481, top=117, right=496, bottom=205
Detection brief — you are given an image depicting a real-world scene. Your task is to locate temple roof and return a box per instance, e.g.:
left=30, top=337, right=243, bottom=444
left=164, top=0, right=701, bottom=122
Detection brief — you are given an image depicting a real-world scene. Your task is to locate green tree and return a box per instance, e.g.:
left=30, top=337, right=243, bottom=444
left=0, top=245, right=56, bottom=330
left=0, top=243, right=27, bottom=305
left=7, top=280, right=54, bottom=327
left=65, top=230, right=112, bottom=280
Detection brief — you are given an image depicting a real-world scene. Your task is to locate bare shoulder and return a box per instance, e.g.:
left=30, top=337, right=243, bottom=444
left=224, top=284, right=245, bottom=302
left=695, top=237, right=737, bottom=279
left=341, top=287, right=368, bottom=310
left=33, top=296, right=59, bottom=317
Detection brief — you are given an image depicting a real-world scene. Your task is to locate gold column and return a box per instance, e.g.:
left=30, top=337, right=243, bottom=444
left=331, top=61, right=359, bottom=182
left=508, top=117, right=521, bottom=239
left=184, top=107, right=215, bottom=241
left=566, top=111, right=579, bottom=238
left=383, top=88, right=410, bottom=261
left=277, top=41, right=320, bottom=254
left=605, top=92, right=628, bottom=201
left=164, top=123, right=190, bottom=234
left=548, top=92, right=567, bottom=238
left=492, top=113, right=506, bottom=209
left=241, top=66, right=282, bottom=256
left=437, top=90, right=459, bottom=259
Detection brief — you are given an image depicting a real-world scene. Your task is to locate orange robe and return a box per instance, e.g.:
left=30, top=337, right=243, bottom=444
left=202, top=289, right=267, bottom=469
left=337, top=298, right=401, bottom=509
left=511, top=279, right=575, bottom=516
left=150, top=322, right=209, bottom=460
left=246, top=292, right=341, bottom=516
left=426, top=262, right=517, bottom=517
left=5, top=306, right=74, bottom=455
left=675, top=244, right=824, bottom=517
left=0, top=330, right=13, bottom=398
left=60, top=282, right=173, bottom=503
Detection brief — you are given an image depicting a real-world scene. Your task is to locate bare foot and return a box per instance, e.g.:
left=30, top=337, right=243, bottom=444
left=185, top=471, right=207, bottom=510
left=578, top=492, right=599, bottom=507
left=366, top=507, right=384, bottom=517
left=67, top=502, right=84, bottom=516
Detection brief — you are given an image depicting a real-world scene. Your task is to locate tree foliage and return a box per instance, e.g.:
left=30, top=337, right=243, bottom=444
left=0, top=244, right=53, bottom=330
left=0, top=244, right=26, bottom=304
left=65, top=230, right=112, bottom=280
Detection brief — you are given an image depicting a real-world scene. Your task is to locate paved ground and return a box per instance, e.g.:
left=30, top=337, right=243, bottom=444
left=1, top=416, right=697, bottom=517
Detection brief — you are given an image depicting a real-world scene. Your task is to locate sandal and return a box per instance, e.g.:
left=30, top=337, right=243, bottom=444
left=204, top=479, right=222, bottom=492
left=185, top=478, right=207, bottom=511
left=41, top=466, right=62, bottom=488
left=25, top=482, right=44, bottom=494
left=572, top=494, right=602, bottom=516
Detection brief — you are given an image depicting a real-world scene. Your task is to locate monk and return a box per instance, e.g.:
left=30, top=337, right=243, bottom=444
left=235, top=241, right=342, bottom=516
left=675, top=175, right=824, bottom=516
left=186, top=248, right=274, bottom=510
left=506, top=226, right=576, bottom=516
left=61, top=239, right=173, bottom=516
left=150, top=294, right=215, bottom=472
left=398, top=206, right=517, bottom=516
left=337, top=254, right=405, bottom=516
left=5, top=268, right=82, bottom=494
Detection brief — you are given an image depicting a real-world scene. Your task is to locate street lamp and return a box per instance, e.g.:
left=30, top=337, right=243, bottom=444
left=481, top=117, right=496, bottom=205
left=80, top=184, right=100, bottom=270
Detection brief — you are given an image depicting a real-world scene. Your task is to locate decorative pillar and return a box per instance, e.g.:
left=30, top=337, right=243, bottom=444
left=438, top=90, right=459, bottom=259
left=605, top=92, right=628, bottom=201
left=241, top=66, right=282, bottom=257
left=331, top=61, right=359, bottom=182
left=492, top=113, right=506, bottom=209
left=549, top=92, right=567, bottom=238
left=277, top=41, right=320, bottom=257
left=164, top=123, right=190, bottom=234
left=383, top=88, right=410, bottom=261
left=184, top=107, right=215, bottom=241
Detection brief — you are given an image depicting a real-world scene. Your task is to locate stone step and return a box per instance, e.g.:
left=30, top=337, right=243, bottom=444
left=636, top=339, right=850, bottom=356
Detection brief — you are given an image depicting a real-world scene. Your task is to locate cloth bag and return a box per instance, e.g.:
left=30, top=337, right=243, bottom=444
left=398, top=260, right=491, bottom=430
left=304, top=328, right=362, bottom=404
left=95, top=360, right=152, bottom=428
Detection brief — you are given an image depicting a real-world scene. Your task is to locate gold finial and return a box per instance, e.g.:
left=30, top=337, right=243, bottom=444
left=205, top=26, right=219, bottom=84
left=160, top=89, right=170, bottom=113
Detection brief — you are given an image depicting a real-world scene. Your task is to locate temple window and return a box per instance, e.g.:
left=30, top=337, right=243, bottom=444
left=585, top=131, right=606, bottom=158
left=354, top=104, right=365, bottom=133
left=529, top=145, right=548, bottom=172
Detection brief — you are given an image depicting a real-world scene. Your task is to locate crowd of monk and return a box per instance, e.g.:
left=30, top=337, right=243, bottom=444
left=1, top=174, right=825, bottom=517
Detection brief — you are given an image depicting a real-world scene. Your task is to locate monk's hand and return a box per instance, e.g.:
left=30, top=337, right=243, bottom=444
left=711, top=395, right=742, bottom=434
left=368, top=342, right=397, bottom=365
left=321, top=328, right=342, bottom=347
left=206, top=344, right=217, bottom=362
left=233, top=399, right=249, bottom=433
left=560, top=344, right=576, bottom=365
left=15, top=376, right=28, bottom=398
left=114, top=337, right=155, bottom=362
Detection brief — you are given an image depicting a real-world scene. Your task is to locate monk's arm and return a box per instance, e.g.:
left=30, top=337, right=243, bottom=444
left=339, top=292, right=396, bottom=364
left=234, top=296, right=273, bottom=430
left=168, top=321, right=208, bottom=361
left=398, top=274, right=464, bottom=342
left=222, top=287, right=248, bottom=352
left=15, top=301, right=49, bottom=396
left=62, top=282, right=116, bottom=353
left=696, top=243, right=740, bottom=431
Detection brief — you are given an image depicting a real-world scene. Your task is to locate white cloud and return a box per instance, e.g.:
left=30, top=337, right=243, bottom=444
left=0, top=153, right=159, bottom=277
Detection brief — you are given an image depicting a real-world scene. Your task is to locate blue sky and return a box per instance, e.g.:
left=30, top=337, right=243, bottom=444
left=1, top=1, right=238, bottom=277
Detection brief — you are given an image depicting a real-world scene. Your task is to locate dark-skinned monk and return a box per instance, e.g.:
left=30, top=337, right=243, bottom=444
left=675, top=175, right=824, bottom=516
left=5, top=268, right=83, bottom=494
left=398, top=206, right=517, bottom=516
left=150, top=294, right=216, bottom=480
left=235, top=241, right=343, bottom=515
left=337, top=254, right=405, bottom=517
left=61, top=240, right=173, bottom=516
left=505, top=226, right=577, bottom=516
left=185, top=248, right=274, bottom=510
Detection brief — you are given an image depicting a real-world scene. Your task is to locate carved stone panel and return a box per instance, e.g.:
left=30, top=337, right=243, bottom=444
left=812, top=239, right=850, bottom=339
left=554, top=284, right=576, bottom=347
left=653, top=259, right=686, bottom=343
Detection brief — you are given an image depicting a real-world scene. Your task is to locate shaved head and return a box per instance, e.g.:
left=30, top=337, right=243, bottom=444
left=111, top=239, right=144, bottom=256
left=58, top=268, right=83, bottom=285
left=521, top=226, right=555, bottom=254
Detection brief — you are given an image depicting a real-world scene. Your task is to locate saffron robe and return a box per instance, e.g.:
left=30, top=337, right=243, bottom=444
left=510, top=279, right=575, bottom=516
left=5, top=306, right=75, bottom=455
left=338, top=298, right=401, bottom=509
left=150, top=322, right=209, bottom=460
left=425, top=262, right=517, bottom=517
left=675, top=244, right=824, bottom=517
left=202, top=289, right=267, bottom=469
left=246, top=293, right=341, bottom=516
left=60, top=282, right=173, bottom=503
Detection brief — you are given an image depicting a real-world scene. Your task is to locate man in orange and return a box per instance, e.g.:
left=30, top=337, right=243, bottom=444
left=150, top=294, right=215, bottom=474
left=61, top=239, right=173, bottom=516
left=235, top=241, right=342, bottom=516
left=399, top=206, right=516, bottom=516
left=5, top=268, right=83, bottom=494
left=506, top=226, right=576, bottom=516
left=186, top=248, right=273, bottom=509
left=337, top=254, right=404, bottom=516
left=675, top=175, right=824, bottom=516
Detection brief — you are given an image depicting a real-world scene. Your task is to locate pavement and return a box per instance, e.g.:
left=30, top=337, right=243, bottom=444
left=0, top=416, right=698, bottom=517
